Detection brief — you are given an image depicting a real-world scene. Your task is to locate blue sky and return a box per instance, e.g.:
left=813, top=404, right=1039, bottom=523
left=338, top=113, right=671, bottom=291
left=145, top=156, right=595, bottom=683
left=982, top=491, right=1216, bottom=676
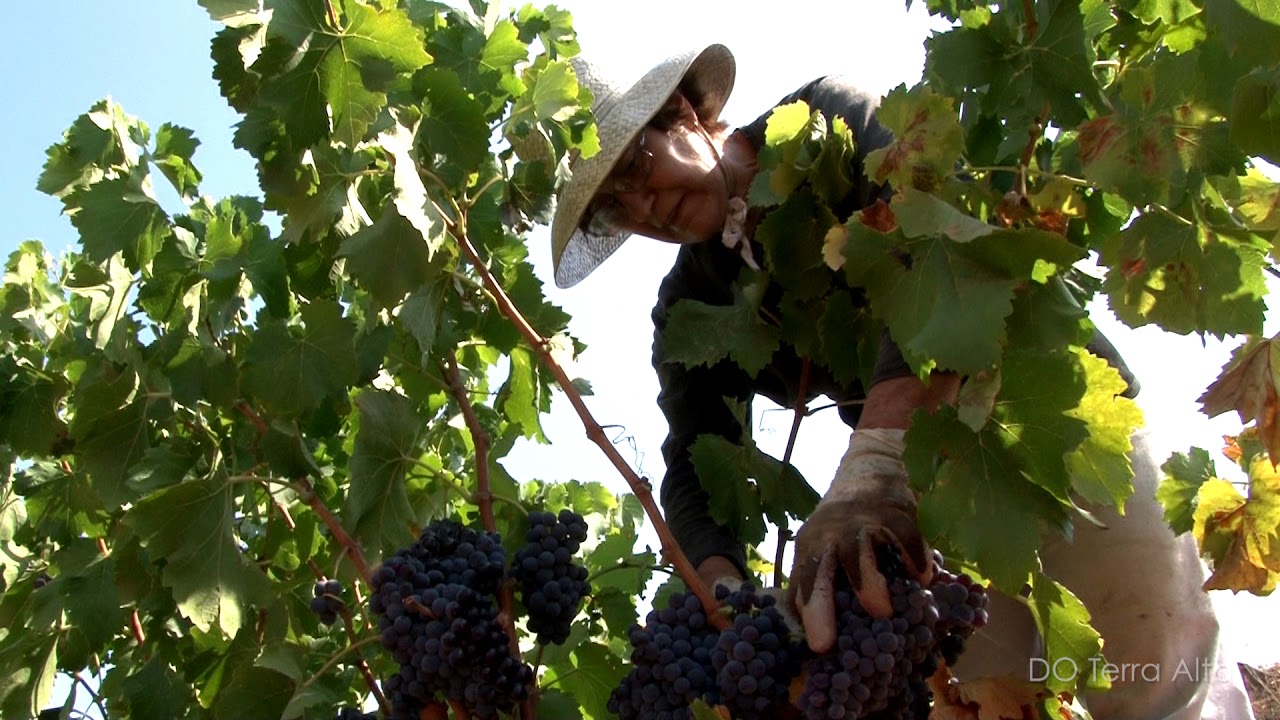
left=0, top=2, right=258, bottom=260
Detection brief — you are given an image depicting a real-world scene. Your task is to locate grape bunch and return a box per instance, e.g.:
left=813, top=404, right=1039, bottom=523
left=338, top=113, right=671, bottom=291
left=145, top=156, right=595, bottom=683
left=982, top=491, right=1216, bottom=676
left=511, top=509, right=592, bottom=644
left=710, top=583, right=806, bottom=720
left=794, top=550, right=990, bottom=720
left=608, top=589, right=723, bottom=719
left=609, top=583, right=807, bottom=720
left=369, top=519, right=533, bottom=719
left=334, top=709, right=376, bottom=720
left=928, top=555, right=990, bottom=667
left=310, top=579, right=344, bottom=626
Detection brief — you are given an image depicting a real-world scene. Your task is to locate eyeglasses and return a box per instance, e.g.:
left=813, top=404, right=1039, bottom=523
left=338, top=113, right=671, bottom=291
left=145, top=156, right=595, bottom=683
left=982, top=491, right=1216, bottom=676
left=582, top=129, right=655, bottom=236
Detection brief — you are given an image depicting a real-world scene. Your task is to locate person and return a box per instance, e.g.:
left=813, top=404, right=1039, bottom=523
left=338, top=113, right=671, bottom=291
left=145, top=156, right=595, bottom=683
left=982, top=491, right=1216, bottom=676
left=548, top=44, right=1255, bottom=720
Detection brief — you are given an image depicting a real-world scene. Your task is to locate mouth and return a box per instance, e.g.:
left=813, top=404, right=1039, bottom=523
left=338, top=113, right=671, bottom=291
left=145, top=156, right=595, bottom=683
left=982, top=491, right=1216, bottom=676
left=663, top=194, right=686, bottom=229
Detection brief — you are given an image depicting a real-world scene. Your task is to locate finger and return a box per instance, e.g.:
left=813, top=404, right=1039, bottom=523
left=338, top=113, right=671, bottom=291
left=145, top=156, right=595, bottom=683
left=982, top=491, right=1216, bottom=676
left=786, top=547, right=820, bottom=613
left=849, top=531, right=892, bottom=619
left=798, top=548, right=838, bottom=653
left=885, top=516, right=934, bottom=586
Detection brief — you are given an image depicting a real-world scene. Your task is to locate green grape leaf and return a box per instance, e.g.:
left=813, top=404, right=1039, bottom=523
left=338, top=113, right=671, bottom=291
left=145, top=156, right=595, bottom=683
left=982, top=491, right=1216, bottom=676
left=1028, top=0, right=1106, bottom=125
left=905, top=406, right=1068, bottom=591
left=0, top=360, right=68, bottom=458
left=152, top=123, right=203, bottom=199
left=68, top=177, right=171, bottom=271
left=55, top=540, right=124, bottom=650
left=346, top=389, right=420, bottom=557
left=121, top=658, right=194, bottom=718
left=817, top=290, right=879, bottom=389
left=1158, top=447, right=1218, bottom=535
left=1028, top=572, right=1109, bottom=693
left=1066, top=349, right=1143, bottom=510
left=893, top=188, right=999, bottom=242
left=496, top=346, right=546, bottom=441
left=122, top=476, right=271, bottom=636
left=1100, top=212, right=1268, bottom=337
left=201, top=196, right=291, bottom=317
left=992, top=349, right=1090, bottom=503
left=1204, top=0, right=1280, bottom=65
left=0, top=627, right=59, bottom=719
left=241, top=300, right=358, bottom=417
left=757, top=188, right=836, bottom=301
left=37, top=100, right=138, bottom=198
left=380, top=112, right=449, bottom=257
left=556, top=642, right=626, bottom=720
left=690, top=430, right=817, bottom=546
left=1231, top=66, right=1280, bottom=165
left=338, top=206, right=434, bottom=309
left=199, top=0, right=265, bottom=27
left=213, top=662, right=295, bottom=720
left=748, top=101, right=827, bottom=207
left=845, top=215, right=1083, bottom=375
left=259, top=0, right=431, bottom=147
left=530, top=58, right=580, bottom=123
left=537, top=689, right=586, bottom=720
left=417, top=68, right=491, bottom=185
left=661, top=281, right=781, bottom=378
left=864, top=84, right=963, bottom=192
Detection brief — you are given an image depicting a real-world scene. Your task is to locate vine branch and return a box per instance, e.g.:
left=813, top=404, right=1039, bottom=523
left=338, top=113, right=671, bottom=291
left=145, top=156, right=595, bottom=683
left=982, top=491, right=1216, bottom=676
left=774, top=358, right=811, bottom=587
left=450, top=220, right=726, bottom=627
left=294, top=476, right=375, bottom=586
left=438, top=354, right=522, bottom=669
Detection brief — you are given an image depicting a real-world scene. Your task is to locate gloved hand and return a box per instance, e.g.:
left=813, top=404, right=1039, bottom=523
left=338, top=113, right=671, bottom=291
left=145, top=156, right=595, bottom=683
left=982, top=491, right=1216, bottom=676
left=786, top=428, right=933, bottom=653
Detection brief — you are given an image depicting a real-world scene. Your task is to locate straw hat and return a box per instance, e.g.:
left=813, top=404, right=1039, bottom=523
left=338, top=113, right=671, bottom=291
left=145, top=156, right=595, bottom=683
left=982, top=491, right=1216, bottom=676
left=550, top=44, right=736, bottom=288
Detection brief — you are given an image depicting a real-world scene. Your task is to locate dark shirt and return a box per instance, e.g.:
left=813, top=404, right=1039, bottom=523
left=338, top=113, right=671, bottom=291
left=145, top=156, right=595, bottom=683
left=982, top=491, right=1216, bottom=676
left=650, top=76, right=1137, bottom=575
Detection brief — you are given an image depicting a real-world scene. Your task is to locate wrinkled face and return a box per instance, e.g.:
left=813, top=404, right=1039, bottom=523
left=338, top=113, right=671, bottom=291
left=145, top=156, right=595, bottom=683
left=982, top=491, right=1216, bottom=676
left=583, top=92, right=729, bottom=245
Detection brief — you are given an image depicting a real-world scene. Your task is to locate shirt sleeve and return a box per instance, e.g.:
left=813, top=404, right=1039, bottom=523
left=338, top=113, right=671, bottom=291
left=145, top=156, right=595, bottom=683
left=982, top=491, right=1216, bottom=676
left=650, top=248, right=754, bottom=576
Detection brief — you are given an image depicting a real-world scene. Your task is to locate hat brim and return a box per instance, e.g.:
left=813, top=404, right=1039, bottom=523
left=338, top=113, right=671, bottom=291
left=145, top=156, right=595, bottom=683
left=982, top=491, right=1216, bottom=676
left=550, top=44, right=736, bottom=288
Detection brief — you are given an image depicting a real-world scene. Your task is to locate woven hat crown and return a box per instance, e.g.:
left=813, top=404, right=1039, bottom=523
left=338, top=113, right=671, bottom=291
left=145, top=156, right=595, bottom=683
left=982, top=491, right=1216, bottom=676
left=549, top=45, right=735, bottom=288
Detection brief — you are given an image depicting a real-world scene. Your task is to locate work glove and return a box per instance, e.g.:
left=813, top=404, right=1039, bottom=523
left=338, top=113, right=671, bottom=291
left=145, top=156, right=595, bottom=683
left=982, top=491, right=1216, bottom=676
left=786, top=428, right=933, bottom=653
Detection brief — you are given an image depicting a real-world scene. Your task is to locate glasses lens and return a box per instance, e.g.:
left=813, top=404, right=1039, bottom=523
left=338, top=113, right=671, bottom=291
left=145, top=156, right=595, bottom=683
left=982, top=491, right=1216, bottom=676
left=585, top=197, right=626, bottom=236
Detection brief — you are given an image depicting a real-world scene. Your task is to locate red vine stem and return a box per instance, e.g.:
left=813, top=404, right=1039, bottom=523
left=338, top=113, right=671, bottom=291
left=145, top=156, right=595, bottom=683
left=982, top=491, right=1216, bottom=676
left=438, top=355, right=522, bottom=667
left=452, top=230, right=724, bottom=625
left=97, top=531, right=148, bottom=646
left=774, top=358, right=811, bottom=587
left=440, top=357, right=495, bottom=531
left=294, top=476, right=375, bottom=585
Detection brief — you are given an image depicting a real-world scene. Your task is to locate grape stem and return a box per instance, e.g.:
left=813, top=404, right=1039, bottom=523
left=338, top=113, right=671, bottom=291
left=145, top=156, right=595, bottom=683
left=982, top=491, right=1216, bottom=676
left=293, top=476, right=375, bottom=585
left=775, top=358, right=811, bottom=587
left=451, top=219, right=725, bottom=627
left=304, top=560, right=390, bottom=715
left=438, top=354, right=524, bottom=670
left=439, top=356, right=496, bottom=533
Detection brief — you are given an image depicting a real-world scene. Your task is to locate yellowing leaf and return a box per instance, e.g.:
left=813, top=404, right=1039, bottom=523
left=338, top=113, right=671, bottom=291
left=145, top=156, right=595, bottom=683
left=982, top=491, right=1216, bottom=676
left=822, top=224, right=848, bottom=271
left=1029, top=178, right=1087, bottom=218
left=1199, top=335, right=1280, bottom=466
left=928, top=670, right=1049, bottom=720
left=1191, top=468, right=1280, bottom=593
left=865, top=84, right=964, bottom=192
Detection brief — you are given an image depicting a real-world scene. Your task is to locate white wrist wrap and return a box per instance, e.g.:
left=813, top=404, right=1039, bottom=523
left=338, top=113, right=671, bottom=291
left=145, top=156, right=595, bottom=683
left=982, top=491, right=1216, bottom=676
left=823, top=428, right=912, bottom=504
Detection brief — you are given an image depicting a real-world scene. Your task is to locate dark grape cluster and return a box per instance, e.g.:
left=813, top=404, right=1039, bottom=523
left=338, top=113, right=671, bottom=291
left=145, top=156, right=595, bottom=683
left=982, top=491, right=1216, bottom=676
left=369, top=519, right=533, bottom=719
left=608, top=583, right=806, bottom=720
left=334, top=709, right=376, bottom=720
left=511, top=509, right=592, bottom=644
left=795, top=550, right=990, bottom=720
left=310, top=579, right=344, bottom=625
left=710, top=583, right=806, bottom=719
left=928, top=556, right=990, bottom=667
left=608, top=589, right=722, bottom=719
